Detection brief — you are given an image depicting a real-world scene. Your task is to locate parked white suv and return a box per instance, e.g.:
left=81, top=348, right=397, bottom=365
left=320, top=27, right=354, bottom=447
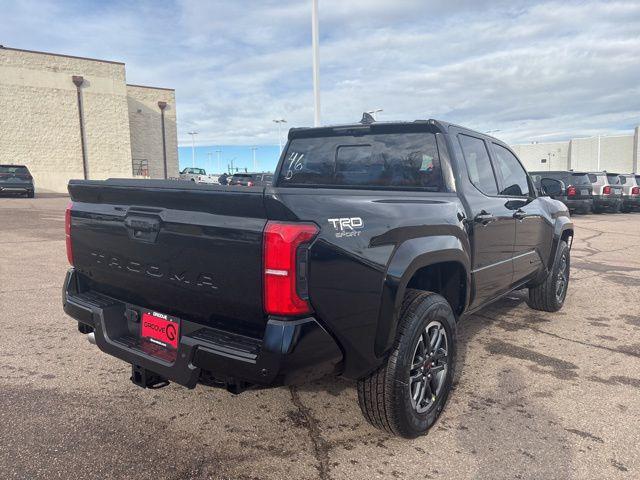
left=587, top=172, right=623, bottom=213
left=179, top=168, right=217, bottom=184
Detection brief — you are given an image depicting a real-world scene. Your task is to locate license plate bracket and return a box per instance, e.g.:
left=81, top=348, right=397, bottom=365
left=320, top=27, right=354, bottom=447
left=140, top=311, right=180, bottom=350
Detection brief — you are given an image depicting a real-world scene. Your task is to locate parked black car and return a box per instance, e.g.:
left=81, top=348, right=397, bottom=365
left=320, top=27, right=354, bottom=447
left=529, top=171, right=593, bottom=213
left=0, top=164, right=35, bottom=197
left=229, top=172, right=274, bottom=186
left=63, top=119, right=572, bottom=438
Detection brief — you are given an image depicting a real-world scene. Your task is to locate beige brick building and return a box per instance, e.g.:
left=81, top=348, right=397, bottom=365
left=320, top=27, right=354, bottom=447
left=0, top=47, right=178, bottom=193
left=511, top=128, right=640, bottom=174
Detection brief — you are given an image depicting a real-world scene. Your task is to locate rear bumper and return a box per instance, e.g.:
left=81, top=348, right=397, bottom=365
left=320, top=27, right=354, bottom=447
left=593, top=195, right=622, bottom=209
left=0, top=183, right=33, bottom=194
left=62, top=269, right=343, bottom=389
left=622, top=196, right=640, bottom=209
left=563, top=198, right=592, bottom=211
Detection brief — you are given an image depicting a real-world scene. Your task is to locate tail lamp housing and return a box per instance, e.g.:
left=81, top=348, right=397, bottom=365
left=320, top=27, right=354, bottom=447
left=566, top=186, right=577, bottom=196
left=603, top=185, right=612, bottom=195
left=632, top=186, right=639, bottom=195
left=263, top=221, right=319, bottom=316
left=65, top=202, right=74, bottom=265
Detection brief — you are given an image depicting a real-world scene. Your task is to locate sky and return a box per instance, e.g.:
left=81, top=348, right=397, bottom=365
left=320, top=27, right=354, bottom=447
left=3, top=0, right=640, bottom=172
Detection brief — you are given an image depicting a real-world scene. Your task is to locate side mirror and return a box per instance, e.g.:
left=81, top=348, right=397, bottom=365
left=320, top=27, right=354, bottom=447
left=540, top=178, right=562, bottom=196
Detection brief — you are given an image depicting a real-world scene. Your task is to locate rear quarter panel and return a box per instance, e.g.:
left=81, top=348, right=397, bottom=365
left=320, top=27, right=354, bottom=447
left=270, top=187, right=468, bottom=378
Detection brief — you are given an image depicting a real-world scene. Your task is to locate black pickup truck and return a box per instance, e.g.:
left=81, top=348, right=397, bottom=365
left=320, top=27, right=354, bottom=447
left=63, top=119, right=573, bottom=438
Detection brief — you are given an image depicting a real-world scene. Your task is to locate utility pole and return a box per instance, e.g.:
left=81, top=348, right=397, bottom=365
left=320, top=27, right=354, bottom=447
left=273, top=119, right=287, bottom=154
left=366, top=109, right=383, bottom=120
left=250, top=146, right=258, bottom=171
left=311, top=0, right=321, bottom=127
left=546, top=152, right=555, bottom=171
left=597, top=134, right=601, bottom=171
left=215, top=148, right=222, bottom=173
left=188, top=131, right=198, bottom=167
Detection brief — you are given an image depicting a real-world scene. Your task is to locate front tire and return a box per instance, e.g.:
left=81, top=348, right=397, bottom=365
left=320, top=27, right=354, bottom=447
left=357, top=290, right=456, bottom=438
left=527, top=240, right=570, bottom=312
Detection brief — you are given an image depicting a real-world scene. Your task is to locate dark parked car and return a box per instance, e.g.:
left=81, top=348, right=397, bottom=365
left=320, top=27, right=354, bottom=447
left=529, top=171, right=593, bottom=213
left=588, top=172, right=623, bottom=213
left=0, top=164, right=35, bottom=197
left=63, top=119, right=572, bottom=438
left=229, top=172, right=274, bottom=186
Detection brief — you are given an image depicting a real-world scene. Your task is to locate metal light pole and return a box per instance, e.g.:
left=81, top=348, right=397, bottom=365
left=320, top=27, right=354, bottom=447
left=597, top=134, right=601, bottom=171
left=215, top=148, right=222, bottom=173
left=188, top=131, right=198, bottom=167
left=273, top=119, right=287, bottom=153
left=366, top=109, right=383, bottom=120
left=251, top=147, right=258, bottom=171
left=311, top=0, right=321, bottom=127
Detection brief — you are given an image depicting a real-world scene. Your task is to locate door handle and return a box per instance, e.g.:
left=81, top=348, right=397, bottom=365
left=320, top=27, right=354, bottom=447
left=474, top=210, right=495, bottom=225
left=513, top=209, right=527, bottom=220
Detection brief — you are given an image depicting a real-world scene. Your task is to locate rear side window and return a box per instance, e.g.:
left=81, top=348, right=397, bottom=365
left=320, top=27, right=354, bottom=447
left=278, top=133, right=443, bottom=190
left=491, top=144, right=530, bottom=196
left=459, top=135, right=498, bottom=195
left=636, top=176, right=640, bottom=186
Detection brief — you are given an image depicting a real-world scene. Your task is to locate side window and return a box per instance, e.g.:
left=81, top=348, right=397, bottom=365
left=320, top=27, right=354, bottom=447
left=459, top=135, right=498, bottom=195
left=492, top=144, right=530, bottom=197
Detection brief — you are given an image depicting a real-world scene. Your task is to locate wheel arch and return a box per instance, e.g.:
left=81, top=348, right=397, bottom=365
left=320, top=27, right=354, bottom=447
left=374, top=235, right=471, bottom=357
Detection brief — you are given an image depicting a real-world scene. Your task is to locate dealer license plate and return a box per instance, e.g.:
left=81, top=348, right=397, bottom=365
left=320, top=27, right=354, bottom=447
left=140, top=311, right=180, bottom=350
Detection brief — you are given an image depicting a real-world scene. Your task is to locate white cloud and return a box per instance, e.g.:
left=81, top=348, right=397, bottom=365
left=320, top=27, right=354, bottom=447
left=2, top=0, right=639, bottom=145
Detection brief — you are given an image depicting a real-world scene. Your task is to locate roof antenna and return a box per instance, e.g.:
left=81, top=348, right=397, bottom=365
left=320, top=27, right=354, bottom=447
left=360, top=112, right=376, bottom=125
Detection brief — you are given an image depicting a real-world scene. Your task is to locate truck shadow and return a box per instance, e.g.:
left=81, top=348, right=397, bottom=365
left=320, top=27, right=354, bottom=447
left=294, top=292, right=575, bottom=478
left=452, top=292, right=574, bottom=479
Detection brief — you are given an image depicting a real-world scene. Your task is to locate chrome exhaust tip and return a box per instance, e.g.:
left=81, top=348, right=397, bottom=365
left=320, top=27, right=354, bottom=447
left=87, top=332, right=96, bottom=345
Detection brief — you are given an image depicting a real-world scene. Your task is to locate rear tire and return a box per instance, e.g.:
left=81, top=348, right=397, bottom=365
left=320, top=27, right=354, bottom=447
left=357, top=290, right=456, bottom=438
left=27, top=191, right=34, bottom=198
left=527, top=240, right=570, bottom=312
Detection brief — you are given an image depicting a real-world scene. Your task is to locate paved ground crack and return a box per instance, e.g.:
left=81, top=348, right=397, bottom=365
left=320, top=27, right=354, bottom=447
left=289, top=386, right=332, bottom=480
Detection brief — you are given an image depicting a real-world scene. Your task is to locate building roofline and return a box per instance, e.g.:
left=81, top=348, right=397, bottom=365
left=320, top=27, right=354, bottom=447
left=126, top=83, right=175, bottom=92
left=0, top=46, right=125, bottom=65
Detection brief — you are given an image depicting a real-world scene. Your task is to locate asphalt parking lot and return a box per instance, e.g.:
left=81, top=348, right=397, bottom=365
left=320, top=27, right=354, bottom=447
left=1, top=195, right=639, bottom=480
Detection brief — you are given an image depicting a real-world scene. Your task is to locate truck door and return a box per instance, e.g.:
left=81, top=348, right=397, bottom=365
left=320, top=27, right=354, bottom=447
left=489, top=142, right=550, bottom=285
left=455, top=133, right=515, bottom=308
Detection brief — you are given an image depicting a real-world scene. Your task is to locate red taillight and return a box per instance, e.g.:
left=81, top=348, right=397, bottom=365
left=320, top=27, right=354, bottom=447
left=263, top=221, right=319, bottom=316
left=567, top=186, right=577, bottom=196
left=603, top=186, right=611, bottom=195
left=632, top=186, right=640, bottom=195
left=247, top=181, right=254, bottom=187
left=65, top=202, right=74, bottom=265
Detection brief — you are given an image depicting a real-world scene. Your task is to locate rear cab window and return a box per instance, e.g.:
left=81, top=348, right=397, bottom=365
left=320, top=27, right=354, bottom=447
left=277, top=132, right=444, bottom=191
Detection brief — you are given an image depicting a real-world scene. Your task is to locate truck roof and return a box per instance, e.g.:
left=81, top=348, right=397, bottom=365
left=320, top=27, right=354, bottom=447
left=288, top=119, right=503, bottom=142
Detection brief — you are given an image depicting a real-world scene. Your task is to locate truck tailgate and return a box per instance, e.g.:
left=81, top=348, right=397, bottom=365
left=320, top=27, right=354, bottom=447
left=68, top=179, right=268, bottom=335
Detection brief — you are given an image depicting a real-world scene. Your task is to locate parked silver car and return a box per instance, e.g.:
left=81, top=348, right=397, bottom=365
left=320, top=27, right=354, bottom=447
left=620, top=173, right=640, bottom=212
left=179, top=167, right=217, bottom=184
left=588, top=172, right=623, bottom=213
